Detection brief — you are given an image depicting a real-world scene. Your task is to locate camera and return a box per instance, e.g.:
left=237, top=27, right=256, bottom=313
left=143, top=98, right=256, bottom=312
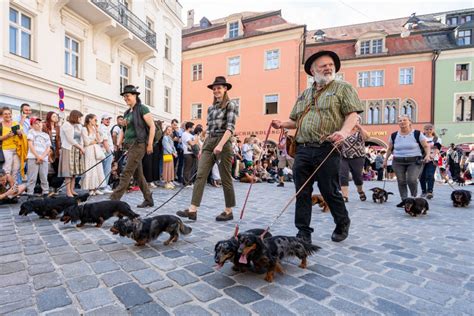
left=11, top=125, right=20, bottom=135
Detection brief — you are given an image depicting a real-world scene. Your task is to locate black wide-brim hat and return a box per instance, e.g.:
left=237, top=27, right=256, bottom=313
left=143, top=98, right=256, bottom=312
left=120, top=85, right=141, bottom=96
left=304, top=50, right=341, bottom=76
left=207, top=76, right=232, bottom=90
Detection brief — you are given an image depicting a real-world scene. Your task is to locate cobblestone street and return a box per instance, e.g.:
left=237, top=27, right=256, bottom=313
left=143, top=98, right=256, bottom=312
left=0, top=180, right=473, bottom=315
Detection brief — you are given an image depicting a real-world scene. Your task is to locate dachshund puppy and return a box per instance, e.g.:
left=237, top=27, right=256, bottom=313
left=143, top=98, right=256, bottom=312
left=451, top=190, right=471, bottom=207
left=311, top=194, right=330, bottom=212
left=19, top=194, right=89, bottom=219
left=110, top=215, right=192, bottom=246
left=370, top=187, right=394, bottom=203
left=404, top=198, right=429, bottom=217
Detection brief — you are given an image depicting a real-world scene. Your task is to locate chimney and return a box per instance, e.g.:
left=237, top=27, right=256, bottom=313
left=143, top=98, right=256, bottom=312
left=187, top=9, right=194, bottom=28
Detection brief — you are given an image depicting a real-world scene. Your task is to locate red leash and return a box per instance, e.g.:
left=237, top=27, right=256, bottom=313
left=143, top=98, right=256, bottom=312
left=233, top=123, right=273, bottom=238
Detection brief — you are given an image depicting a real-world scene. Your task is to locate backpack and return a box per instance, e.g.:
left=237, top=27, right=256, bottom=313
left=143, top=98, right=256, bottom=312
left=391, top=130, right=425, bottom=156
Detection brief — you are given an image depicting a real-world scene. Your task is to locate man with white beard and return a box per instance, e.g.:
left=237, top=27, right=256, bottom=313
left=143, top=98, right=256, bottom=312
left=271, top=51, right=364, bottom=243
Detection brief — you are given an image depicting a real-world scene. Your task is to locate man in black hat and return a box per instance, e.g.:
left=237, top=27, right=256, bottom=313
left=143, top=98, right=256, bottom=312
left=110, top=85, right=155, bottom=207
left=272, top=50, right=364, bottom=243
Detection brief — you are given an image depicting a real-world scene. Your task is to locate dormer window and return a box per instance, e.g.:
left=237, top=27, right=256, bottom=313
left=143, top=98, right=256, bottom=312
left=360, top=39, right=383, bottom=55
left=457, top=30, right=472, bottom=46
left=228, top=21, right=239, bottom=39
left=200, top=17, right=211, bottom=29
left=313, top=29, right=326, bottom=42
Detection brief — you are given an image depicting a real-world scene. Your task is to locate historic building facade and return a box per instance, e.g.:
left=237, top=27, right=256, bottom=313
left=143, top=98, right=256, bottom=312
left=181, top=10, right=305, bottom=141
left=1, top=0, right=182, bottom=122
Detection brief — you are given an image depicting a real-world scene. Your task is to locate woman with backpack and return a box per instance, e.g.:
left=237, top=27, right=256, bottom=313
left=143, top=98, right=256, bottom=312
left=110, top=85, right=156, bottom=208
left=176, top=76, right=238, bottom=222
left=383, top=115, right=430, bottom=207
left=419, top=124, right=442, bottom=199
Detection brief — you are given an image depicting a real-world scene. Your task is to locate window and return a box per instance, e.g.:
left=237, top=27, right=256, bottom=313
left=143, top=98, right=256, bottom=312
left=231, top=98, right=240, bottom=116
left=360, top=40, right=370, bottom=55
left=335, top=73, right=344, bottom=81
left=164, top=86, right=171, bottom=113
left=264, top=95, right=278, bottom=115
left=228, top=21, right=239, bottom=39
left=165, top=35, right=171, bottom=60
left=371, top=39, right=383, bottom=54
left=307, top=76, right=314, bottom=88
left=457, top=30, right=471, bottom=46
left=192, top=63, right=202, bottom=81
left=65, top=35, right=80, bottom=78
left=384, top=100, right=398, bottom=124
left=447, top=17, right=458, bottom=25
left=367, top=101, right=381, bottom=124
left=265, top=49, right=279, bottom=70
left=146, top=18, right=154, bottom=31
left=145, top=77, right=153, bottom=106
left=399, top=68, right=413, bottom=85
left=191, top=103, right=202, bottom=119
left=120, top=64, right=129, bottom=92
left=456, top=64, right=470, bottom=81
left=228, top=56, right=240, bottom=76
left=358, top=71, right=384, bottom=87
left=401, top=99, right=416, bottom=122
left=456, top=96, right=474, bottom=122
left=9, top=7, right=32, bottom=59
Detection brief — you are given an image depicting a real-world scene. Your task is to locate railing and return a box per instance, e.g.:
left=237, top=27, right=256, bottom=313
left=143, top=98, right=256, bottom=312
left=91, top=0, right=157, bottom=50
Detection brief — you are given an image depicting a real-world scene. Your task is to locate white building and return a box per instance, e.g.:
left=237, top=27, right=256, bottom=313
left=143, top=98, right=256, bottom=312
left=0, top=0, right=183, bottom=123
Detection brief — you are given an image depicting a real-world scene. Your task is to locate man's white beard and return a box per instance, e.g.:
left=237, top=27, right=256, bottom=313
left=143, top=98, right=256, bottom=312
left=313, top=72, right=335, bottom=86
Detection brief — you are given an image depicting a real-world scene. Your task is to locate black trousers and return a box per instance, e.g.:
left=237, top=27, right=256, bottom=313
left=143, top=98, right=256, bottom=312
left=183, top=154, right=197, bottom=185
left=293, top=144, right=350, bottom=237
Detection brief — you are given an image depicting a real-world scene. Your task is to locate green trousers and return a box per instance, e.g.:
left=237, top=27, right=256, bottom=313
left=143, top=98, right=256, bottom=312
left=191, top=135, right=235, bottom=208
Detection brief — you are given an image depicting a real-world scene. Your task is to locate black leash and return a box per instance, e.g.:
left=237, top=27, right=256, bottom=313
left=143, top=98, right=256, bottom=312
left=143, top=153, right=221, bottom=218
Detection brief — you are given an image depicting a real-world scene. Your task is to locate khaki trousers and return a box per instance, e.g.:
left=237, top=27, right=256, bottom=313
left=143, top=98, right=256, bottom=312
left=191, top=136, right=235, bottom=208
left=110, top=142, right=152, bottom=203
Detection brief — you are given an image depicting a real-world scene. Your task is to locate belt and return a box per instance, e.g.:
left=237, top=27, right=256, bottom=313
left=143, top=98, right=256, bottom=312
left=208, top=132, right=225, bottom=138
left=297, top=141, right=331, bottom=148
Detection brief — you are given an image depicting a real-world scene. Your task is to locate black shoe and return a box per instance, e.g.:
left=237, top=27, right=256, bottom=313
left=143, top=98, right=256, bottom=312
left=296, top=232, right=312, bottom=244
left=277, top=183, right=284, bottom=187
left=426, top=192, right=433, bottom=199
left=176, top=209, right=197, bottom=221
left=396, top=201, right=405, bottom=208
left=137, top=200, right=154, bottom=208
left=215, top=211, right=233, bottom=221
left=331, top=221, right=350, bottom=242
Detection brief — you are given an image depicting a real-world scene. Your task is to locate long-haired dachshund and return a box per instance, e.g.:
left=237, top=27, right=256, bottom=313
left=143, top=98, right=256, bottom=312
left=451, top=190, right=471, bottom=207
left=110, top=215, right=192, bottom=246
left=403, top=198, right=429, bottom=217
left=19, top=193, right=89, bottom=219
left=370, top=187, right=393, bottom=203
left=214, top=229, right=272, bottom=271
left=311, top=194, right=329, bottom=212
left=238, top=235, right=321, bottom=282
left=60, top=201, right=138, bottom=227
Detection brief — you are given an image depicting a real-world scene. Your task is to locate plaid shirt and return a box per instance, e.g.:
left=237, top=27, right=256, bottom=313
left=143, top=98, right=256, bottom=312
left=206, top=100, right=238, bottom=135
left=290, top=80, right=364, bottom=143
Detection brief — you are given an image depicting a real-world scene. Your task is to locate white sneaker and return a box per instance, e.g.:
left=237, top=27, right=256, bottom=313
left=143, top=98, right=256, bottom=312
left=185, top=184, right=194, bottom=189
left=149, top=182, right=157, bottom=188
left=101, top=187, right=113, bottom=194
left=95, top=190, right=104, bottom=195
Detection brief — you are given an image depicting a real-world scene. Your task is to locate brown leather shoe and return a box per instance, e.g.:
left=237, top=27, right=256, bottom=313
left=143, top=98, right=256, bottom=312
left=176, top=209, right=197, bottom=220
left=137, top=200, right=154, bottom=208
left=215, top=211, right=233, bottom=221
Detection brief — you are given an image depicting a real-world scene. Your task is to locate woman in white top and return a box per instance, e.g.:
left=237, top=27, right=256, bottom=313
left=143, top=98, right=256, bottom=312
left=58, top=110, right=85, bottom=197
left=383, top=115, right=430, bottom=207
left=81, top=114, right=105, bottom=196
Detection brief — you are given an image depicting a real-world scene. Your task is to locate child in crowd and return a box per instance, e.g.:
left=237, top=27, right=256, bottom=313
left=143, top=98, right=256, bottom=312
left=26, top=117, right=51, bottom=196
left=0, top=168, right=26, bottom=203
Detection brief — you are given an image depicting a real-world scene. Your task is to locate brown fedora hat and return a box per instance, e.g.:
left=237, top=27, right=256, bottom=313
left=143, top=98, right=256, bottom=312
left=207, top=76, right=232, bottom=90
left=304, top=50, right=341, bottom=76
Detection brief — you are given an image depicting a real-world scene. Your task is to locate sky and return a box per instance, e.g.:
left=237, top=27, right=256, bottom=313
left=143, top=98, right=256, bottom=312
left=179, top=0, right=473, bottom=30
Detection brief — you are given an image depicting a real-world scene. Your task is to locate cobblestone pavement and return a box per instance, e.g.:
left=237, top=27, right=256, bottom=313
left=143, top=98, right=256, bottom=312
left=0, top=180, right=473, bottom=315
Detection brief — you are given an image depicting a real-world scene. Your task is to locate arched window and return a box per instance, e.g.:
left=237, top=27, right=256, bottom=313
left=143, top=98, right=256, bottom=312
left=401, top=99, right=417, bottom=122
left=456, top=96, right=474, bottom=121
left=367, top=100, right=382, bottom=124
left=384, top=100, right=398, bottom=124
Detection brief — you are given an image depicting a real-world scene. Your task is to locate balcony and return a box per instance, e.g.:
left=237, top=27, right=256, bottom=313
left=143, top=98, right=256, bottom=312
left=91, top=0, right=156, bottom=49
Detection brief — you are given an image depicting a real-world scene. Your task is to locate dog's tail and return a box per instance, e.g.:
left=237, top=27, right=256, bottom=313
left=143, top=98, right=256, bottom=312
left=302, top=240, right=321, bottom=256
left=178, top=219, right=192, bottom=235
left=74, top=193, right=90, bottom=203
left=387, top=192, right=394, bottom=195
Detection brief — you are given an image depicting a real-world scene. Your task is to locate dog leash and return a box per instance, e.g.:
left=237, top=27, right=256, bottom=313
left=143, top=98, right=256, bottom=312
left=260, top=143, right=340, bottom=239
left=233, top=123, right=272, bottom=238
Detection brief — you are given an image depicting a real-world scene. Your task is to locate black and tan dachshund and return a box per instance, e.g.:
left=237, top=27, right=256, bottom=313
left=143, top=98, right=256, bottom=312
left=451, top=190, right=471, bottom=207
left=370, top=187, right=394, bottom=203
left=19, top=193, right=89, bottom=219
left=238, top=235, right=321, bottom=282
left=110, top=215, right=192, bottom=246
left=214, top=229, right=272, bottom=271
left=403, top=197, right=429, bottom=217
left=60, top=200, right=138, bottom=227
